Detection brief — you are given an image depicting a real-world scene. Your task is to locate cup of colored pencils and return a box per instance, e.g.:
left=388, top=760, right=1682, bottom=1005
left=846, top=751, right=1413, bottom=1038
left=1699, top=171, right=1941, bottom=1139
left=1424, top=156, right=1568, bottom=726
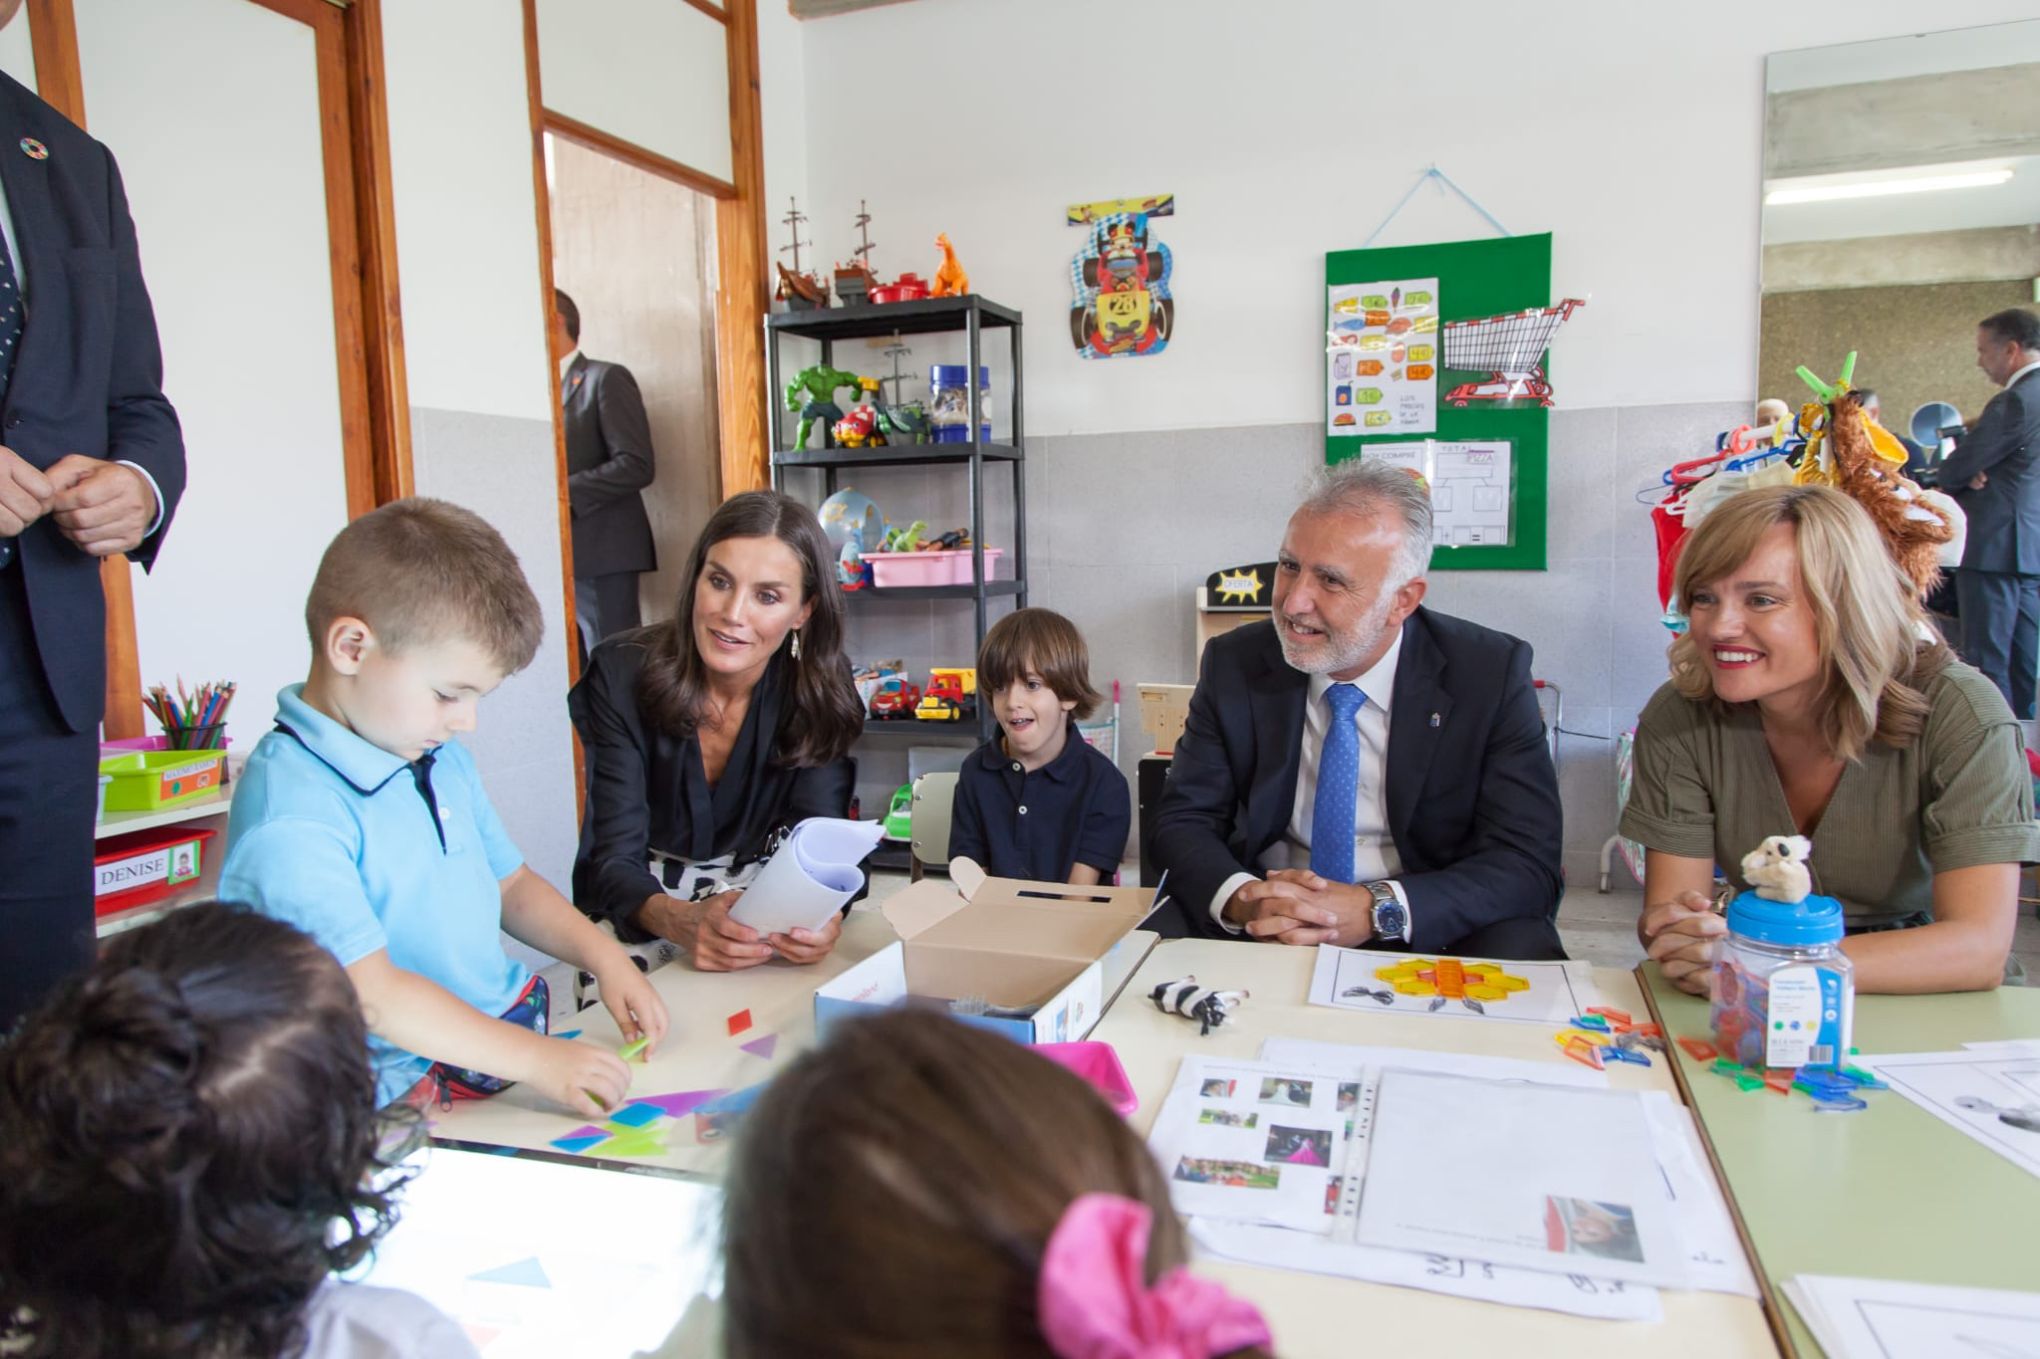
left=144, top=679, right=237, bottom=751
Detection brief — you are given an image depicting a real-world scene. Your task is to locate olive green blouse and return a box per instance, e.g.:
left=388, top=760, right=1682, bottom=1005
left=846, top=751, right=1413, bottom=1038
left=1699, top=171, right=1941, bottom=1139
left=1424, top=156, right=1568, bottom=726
left=1620, top=659, right=2040, bottom=927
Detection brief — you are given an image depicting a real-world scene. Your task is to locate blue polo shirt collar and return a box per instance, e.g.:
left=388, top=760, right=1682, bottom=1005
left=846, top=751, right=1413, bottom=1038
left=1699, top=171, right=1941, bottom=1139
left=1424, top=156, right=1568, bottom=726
left=983, top=716, right=1087, bottom=783
left=273, top=684, right=414, bottom=796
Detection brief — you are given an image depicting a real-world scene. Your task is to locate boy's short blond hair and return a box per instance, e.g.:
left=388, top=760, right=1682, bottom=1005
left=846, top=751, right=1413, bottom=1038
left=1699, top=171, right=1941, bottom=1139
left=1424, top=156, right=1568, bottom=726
left=305, top=498, right=543, bottom=674
left=977, top=608, right=1102, bottom=720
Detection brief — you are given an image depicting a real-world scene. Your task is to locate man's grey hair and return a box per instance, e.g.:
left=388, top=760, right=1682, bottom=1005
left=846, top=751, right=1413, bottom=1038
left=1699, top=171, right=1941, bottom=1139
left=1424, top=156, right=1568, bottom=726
left=1296, top=458, right=1434, bottom=588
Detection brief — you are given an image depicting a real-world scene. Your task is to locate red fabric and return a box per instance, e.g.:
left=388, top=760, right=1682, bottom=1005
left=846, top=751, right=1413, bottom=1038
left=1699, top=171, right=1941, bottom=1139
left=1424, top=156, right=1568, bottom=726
left=1651, top=497, right=1689, bottom=612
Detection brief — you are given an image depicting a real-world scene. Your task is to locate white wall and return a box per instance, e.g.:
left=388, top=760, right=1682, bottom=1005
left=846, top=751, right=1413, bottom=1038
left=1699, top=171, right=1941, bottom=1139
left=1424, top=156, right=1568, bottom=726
left=787, top=0, right=2040, bottom=436
left=536, top=0, right=732, bottom=183
left=758, top=0, right=808, bottom=239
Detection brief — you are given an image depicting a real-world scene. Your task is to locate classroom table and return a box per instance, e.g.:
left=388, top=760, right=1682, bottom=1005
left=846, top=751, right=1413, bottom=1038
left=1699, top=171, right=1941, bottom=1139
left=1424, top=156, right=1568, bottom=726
left=1639, top=964, right=2040, bottom=1358
left=428, top=905, right=1159, bottom=1174
left=1094, top=938, right=1780, bottom=1359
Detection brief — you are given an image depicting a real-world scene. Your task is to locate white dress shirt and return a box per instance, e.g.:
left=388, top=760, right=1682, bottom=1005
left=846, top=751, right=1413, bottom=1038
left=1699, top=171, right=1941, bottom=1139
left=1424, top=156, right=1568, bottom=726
left=2004, top=357, right=2040, bottom=393
left=1209, top=629, right=1414, bottom=939
left=559, top=347, right=581, bottom=383
left=0, top=166, right=165, bottom=540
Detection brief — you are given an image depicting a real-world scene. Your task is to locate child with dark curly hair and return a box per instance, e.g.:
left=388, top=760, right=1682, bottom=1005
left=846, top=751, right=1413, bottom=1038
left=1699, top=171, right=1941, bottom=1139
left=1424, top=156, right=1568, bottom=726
left=0, top=902, right=477, bottom=1359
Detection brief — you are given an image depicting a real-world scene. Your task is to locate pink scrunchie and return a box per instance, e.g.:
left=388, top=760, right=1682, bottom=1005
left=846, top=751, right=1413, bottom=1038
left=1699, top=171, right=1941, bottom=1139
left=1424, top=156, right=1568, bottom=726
left=1037, top=1193, right=1273, bottom=1359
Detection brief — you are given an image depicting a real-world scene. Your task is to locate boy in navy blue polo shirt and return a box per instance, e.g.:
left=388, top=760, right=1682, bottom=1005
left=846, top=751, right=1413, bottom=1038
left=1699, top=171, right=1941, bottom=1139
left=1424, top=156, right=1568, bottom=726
left=949, top=609, right=1130, bottom=884
left=222, top=499, right=667, bottom=1116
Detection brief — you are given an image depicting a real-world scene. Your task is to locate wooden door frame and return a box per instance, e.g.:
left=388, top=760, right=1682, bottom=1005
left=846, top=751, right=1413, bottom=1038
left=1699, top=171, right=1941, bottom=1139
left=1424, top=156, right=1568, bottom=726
left=26, top=0, right=411, bottom=737
left=519, top=0, right=770, bottom=702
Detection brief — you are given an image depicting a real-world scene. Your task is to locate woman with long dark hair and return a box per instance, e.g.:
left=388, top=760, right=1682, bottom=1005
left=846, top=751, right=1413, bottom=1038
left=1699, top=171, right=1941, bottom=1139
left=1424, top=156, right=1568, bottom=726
left=571, top=491, right=865, bottom=970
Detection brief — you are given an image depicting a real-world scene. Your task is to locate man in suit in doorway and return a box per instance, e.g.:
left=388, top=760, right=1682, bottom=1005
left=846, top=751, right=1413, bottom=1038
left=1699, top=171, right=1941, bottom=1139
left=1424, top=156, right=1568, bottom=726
left=0, top=60, right=185, bottom=1027
left=1940, top=307, right=2040, bottom=718
left=551, top=288, right=655, bottom=656
left=1152, top=457, right=1565, bottom=958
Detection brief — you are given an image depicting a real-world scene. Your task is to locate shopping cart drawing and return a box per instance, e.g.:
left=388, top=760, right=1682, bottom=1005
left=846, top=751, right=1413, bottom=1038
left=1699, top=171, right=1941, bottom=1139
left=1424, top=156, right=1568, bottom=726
left=1442, top=298, right=1585, bottom=407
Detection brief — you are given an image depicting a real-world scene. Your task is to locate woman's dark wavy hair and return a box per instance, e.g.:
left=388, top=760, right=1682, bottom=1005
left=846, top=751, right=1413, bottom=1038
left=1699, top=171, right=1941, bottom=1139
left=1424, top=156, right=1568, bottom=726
left=637, top=489, right=862, bottom=766
left=0, top=902, right=411, bottom=1359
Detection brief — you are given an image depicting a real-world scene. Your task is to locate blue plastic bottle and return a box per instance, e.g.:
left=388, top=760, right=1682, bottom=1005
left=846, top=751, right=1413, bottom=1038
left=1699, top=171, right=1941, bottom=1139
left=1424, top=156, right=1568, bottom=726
left=1710, top=891, right=1854, bottom=1070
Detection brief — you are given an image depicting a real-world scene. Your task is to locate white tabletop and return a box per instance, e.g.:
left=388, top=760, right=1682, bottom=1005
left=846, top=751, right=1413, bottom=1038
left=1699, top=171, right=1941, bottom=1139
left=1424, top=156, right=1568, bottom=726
left=1094, top=937, right=1779, bottom=1359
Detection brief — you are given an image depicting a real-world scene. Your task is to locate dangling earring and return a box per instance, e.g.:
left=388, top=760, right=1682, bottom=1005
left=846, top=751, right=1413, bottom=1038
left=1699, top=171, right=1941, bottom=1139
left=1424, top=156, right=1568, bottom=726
left=790, top=629, right=802, bottom=660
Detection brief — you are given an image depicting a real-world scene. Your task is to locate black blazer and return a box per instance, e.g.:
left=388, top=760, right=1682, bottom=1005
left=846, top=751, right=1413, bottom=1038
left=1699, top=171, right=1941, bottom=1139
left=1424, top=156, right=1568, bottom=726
left=1, top=71, right=183, bottom=732
left=570, top=635, right=857, bottom=941
left=563, top=353, right=656, bottom=579
left=1151, top=611, right=1563, bottom=951
left=1941, top=367, right=2040, bottom=574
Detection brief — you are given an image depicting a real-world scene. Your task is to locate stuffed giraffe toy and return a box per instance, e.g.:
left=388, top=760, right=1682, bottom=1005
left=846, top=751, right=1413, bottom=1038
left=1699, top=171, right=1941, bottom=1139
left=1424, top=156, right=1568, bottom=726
left=932, top=233, right=970, bottom=297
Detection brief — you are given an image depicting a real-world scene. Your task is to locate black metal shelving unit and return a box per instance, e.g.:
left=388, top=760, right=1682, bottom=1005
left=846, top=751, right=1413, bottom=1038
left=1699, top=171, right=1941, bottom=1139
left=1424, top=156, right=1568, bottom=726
left=766, top=294, right=1026, bottom=753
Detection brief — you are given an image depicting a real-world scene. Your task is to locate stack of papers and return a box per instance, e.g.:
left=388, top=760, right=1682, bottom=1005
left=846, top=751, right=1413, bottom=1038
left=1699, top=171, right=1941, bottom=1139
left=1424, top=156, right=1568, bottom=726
left=1783, top=1275, right=2040, bottom=1358
left=1860, top=1048, right=2040, bottom=1180
left=1146, top=1039, right=1757, bottom=1320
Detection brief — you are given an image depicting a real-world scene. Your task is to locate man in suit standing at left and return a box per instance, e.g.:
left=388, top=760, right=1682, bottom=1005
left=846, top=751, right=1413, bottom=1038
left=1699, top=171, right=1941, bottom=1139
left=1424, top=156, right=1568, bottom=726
left=1152, top=458, right=1565, bottom=958
left=551, top=288, right=655, bottom=657
left=0, top=58, right=185, bottom=1027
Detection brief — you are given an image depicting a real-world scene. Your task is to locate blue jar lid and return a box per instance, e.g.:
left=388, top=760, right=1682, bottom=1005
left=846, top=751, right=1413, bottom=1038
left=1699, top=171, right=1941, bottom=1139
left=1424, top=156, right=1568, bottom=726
left=1725, top=890, right=1843, bottom=946
left=929, top=365, right=991, bottom=387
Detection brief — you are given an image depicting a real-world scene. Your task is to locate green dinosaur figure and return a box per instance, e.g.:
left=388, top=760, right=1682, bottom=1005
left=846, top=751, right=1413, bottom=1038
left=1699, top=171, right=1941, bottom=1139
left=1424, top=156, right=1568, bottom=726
left=785, top=364, right=867, bottom=450
left=882, top=520, right=928, bottom=553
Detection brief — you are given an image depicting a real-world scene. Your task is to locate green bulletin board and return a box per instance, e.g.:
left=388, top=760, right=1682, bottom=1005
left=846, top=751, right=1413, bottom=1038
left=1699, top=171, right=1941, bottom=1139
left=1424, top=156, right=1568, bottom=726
left=1325, top=233, right=1552, bottom=571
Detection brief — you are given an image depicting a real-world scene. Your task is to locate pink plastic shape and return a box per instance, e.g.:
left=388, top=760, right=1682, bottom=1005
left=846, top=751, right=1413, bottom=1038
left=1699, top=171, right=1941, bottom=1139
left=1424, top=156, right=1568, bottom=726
left=1036, top=1041, right=1138, bottom=1117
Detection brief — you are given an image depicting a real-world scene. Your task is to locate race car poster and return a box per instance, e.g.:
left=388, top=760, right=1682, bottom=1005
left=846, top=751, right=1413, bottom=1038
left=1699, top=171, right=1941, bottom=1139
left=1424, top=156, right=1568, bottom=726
left=1069, top=210, right=1174, bottom=359
left=1326, top=278, right=1438, bottom=436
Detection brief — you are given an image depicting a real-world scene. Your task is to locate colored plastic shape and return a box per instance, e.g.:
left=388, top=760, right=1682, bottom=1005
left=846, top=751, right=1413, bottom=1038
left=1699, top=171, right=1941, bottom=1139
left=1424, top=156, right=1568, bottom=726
left=727, top=1009, right=753, bottom=1037
left=739, top=1033, right=779, bottom=1059
left=607, top=1102, right=665, bottom=1129
left=548, top=1134, right=608, bottom=1156
left=632, top=1089, right=727, bottom=1118
left=617, top=1037, right=650, bottom=1061
left=1677, top=1036, right=1720, bottom=1063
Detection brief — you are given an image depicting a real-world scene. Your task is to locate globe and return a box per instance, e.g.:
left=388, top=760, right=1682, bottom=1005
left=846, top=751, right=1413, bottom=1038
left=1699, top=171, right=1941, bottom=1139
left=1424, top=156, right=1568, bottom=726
left=818, top=487, right=887, bottom=554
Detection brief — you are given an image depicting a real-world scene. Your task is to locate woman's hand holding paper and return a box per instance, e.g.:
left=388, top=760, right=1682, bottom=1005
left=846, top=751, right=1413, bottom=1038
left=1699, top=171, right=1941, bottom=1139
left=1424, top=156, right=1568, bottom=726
left=768, top=912, right=843, bottom=965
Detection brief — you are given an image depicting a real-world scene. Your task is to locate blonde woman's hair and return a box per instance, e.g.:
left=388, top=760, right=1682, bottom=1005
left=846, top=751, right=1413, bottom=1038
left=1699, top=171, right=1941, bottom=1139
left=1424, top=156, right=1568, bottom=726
left=1669, top=485, right=1947, bottom=760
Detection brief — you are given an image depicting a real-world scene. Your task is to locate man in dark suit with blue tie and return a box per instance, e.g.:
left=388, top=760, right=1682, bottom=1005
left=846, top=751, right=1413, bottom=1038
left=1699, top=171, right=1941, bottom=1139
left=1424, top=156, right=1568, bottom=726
left=1153, top=458, right=1565, bottom=958
left=1940, top=308, right=2040, bottom=718
left=0, top=66, right=185, bottom=1027
left=551, top=289, right=656, bottom=656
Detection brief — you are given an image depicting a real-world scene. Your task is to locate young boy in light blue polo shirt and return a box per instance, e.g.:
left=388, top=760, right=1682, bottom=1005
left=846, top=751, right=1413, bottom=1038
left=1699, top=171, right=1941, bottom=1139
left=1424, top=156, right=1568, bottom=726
left=222, top=498, right=667, bottom=1115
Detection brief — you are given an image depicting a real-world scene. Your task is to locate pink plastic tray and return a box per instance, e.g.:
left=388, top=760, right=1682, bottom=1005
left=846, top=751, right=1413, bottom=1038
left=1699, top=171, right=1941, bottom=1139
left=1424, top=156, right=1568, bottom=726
left=868, top=547, right=1003, bottom=589
left=1036, top=1041, right=1138, bottom=1116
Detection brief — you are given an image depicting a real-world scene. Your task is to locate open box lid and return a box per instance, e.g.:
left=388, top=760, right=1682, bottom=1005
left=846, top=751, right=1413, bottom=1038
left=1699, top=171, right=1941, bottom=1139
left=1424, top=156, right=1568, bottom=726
left=879, top=857, right=1156, bottom=963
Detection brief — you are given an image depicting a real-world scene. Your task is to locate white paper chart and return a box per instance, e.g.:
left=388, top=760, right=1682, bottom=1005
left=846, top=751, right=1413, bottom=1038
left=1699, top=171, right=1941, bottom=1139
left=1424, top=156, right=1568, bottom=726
left=1861, top=1049, right=2040, bottom=1180
left=1363, top=440, right=1514, bottom=546
left=1327, top=278, right=1439, bottom=437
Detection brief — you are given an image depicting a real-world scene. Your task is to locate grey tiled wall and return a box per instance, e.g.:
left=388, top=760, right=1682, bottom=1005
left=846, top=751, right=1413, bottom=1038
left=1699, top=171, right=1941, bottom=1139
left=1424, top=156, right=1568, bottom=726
left=1000, top=400, right=1748, bottom=887
left=409, top=406, right=581, bottom=895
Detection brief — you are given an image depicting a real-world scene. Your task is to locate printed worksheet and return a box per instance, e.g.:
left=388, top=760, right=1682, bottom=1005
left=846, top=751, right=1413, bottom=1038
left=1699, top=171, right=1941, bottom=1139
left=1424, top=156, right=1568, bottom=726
left=1861, top=1049, right=2040, bottom=1180
left=1362, top=440, right=1515, bottom=546
left=1783, top=1275, right=2040, bottom=1359
left=1308, top=943, right=1605, bottom=1025
left=1327, top=278, right=1438, bottom=437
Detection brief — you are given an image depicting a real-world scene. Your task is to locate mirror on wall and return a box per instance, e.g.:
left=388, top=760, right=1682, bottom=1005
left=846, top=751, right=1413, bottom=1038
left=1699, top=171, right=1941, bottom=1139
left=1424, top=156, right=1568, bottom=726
left=1761, top=20, right=2040, bottom=474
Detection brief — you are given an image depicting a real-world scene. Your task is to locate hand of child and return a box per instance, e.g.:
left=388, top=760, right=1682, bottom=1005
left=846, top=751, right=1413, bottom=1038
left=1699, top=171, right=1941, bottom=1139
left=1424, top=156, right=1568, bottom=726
left=767, top=911, right=842, bottom=965
left=687, top=890, right=775, bottom=972
left=529, top=1038, right=632, bottom=1119
left=593, top=958, right=670, bottom=1054
left=1641, top=890, right=1723, bottom=997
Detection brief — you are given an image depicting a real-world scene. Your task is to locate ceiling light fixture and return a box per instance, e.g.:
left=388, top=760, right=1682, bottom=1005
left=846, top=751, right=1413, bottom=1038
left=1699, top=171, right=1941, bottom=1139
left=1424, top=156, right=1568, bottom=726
left=1765, top=167, right=2014, bottom=206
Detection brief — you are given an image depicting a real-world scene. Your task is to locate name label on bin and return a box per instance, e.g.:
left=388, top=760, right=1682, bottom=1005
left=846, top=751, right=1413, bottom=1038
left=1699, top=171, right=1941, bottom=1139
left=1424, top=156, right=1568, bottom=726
left=96, top=840, right=204, bottom=899
left=153, top=758, right=222, bottom=800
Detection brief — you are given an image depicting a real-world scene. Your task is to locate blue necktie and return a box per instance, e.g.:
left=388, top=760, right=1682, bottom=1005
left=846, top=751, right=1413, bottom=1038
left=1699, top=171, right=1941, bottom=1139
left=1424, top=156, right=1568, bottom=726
left=1310, top=683, right=1367, bottom=883
left=0, top=226, right=25, bottom=571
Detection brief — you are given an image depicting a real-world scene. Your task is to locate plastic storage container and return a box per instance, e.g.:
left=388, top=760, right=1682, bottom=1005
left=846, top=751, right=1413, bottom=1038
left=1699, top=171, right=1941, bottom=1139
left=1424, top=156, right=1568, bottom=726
left=867, top=547, right=1003, bottom=588
left=99, top=750, right=228, bottom=812
left=928, top=365, right=994, bottom=443
left=1710, top=890, right=1854, bottom=1070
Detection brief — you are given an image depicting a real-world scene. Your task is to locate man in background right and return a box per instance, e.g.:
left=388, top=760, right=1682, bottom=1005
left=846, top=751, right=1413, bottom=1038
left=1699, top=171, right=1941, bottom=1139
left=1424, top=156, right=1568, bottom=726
left=1939, top=308, right=2040, bottom=717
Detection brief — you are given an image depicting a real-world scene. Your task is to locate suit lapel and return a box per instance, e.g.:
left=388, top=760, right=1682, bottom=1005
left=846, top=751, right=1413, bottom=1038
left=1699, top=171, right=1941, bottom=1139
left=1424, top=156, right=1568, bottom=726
left=564, top=353, right=590, bottom=408
left=1385, top=611, right=1449, bottom=845
left=1247, top=626, right=1309, bottom=851
left=0, top=78, right=60, bottom=302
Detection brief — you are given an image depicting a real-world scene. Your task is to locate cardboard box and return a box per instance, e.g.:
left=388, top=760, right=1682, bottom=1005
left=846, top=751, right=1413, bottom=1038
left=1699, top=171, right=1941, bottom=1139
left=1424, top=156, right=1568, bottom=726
left=815, top=865, right=1156, bottom=1044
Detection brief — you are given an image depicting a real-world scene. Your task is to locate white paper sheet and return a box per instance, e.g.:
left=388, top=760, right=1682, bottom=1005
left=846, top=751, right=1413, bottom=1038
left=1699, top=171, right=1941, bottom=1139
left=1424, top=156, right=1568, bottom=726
left=726, top=817, right=884, bottom=934
left=1146, top=1057, right=1355, bottom=1234
left=1362, top=440, right=1516, bottom=548
left=351, top=1146, right=721, bottom=1358
left=1782, top=1275, right=2040, bottom=1359
left=1150, top=1054, right=1658, bottom=1319
left=1861, top=1049, right=2040, bottom=1181
left=1326, top=278, right=1439, bottom=437
left=1260, top=1039, right=1756, bottom=1298
left=1356, top=1070, right=1692, bottom=1289
left=1307, top=943, right=1606, bottom=1025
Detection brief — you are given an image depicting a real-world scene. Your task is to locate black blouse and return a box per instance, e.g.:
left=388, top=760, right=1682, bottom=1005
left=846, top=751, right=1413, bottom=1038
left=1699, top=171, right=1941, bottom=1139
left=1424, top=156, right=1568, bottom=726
left=569, top=637, right=857, bottom=941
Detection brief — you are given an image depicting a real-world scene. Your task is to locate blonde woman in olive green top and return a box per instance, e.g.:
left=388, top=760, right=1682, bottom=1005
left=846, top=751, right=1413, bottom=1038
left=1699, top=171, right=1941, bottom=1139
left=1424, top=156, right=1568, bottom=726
left=1625, top=485, right=2037, bottom=996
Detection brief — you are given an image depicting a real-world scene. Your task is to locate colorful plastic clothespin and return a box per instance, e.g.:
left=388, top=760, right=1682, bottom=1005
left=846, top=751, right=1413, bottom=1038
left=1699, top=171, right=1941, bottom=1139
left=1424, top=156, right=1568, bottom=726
left=1840, top=1065, right=1888, bottom=1091
left=1585, top=1006, right=1632, bottom=1026
left=1602, top=1044, right=1652, bottom=1068
left=1561, top=1036, right=1606, bottom=1071
left=1808, top=1092, right=1867, bottom=1113
left=1710, top=1056, right=1746, bottom=1079
left=1570, top=1014, right=1612, bottom=1033
left=1734, top=1074, right=1767, bottom=1093
left=1677, top=1036, right=1720, bottom=1063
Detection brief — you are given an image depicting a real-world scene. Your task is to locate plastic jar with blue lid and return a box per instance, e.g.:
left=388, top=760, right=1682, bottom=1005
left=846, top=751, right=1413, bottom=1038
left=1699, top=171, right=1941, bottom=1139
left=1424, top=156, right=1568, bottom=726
left=1710, top=890, right=1854, bottom=1070
left=928, top=365, right=993, bottom=443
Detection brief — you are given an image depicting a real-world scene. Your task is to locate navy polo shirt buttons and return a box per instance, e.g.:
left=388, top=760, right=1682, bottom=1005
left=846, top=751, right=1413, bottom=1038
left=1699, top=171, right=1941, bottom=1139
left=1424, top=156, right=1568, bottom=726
left=952, top=716, right=1132, bottom=882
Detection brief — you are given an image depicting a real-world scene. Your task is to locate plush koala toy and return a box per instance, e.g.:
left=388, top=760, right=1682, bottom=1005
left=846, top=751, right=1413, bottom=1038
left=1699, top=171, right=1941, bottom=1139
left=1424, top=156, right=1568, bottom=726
left=1740, top=834, right=1813, bottom=904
